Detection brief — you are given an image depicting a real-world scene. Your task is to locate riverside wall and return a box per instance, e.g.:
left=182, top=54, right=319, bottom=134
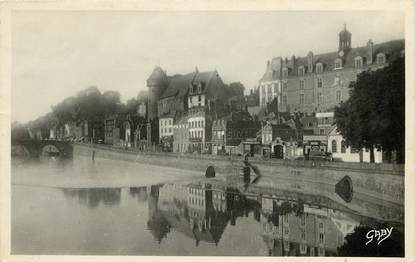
left=73, top=143, right=404, bottom=205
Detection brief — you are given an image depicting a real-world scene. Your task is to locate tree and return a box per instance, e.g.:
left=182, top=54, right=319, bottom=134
left=102, top=90, right=121, bottom=114
left=335, top=57, right=405, bottom=163
left=227, top=82, right=245, bottom=97
left=137, top=90, right=148, bottom=103
left=122, top=97, right=140, bottom=115
left=11, top=121, right=31, bottom=140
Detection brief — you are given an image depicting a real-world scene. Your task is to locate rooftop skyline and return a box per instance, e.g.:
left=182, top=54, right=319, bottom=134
left=12, top=11, right=404, bottom=123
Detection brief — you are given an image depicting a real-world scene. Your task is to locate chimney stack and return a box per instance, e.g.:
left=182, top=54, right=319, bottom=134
left=307, top=51, right=314, bottom=73
left=367, top=40, right=374, bottom=65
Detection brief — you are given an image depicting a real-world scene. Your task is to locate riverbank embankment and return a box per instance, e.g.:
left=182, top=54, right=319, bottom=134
left=73, top=143, right=404, bottom=206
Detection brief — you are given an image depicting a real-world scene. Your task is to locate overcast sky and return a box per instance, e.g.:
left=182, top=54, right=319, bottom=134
left=12, top=11, right=404, bottom=123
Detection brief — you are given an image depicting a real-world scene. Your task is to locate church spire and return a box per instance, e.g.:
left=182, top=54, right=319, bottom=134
left=339, top=24, right=352, bottom=52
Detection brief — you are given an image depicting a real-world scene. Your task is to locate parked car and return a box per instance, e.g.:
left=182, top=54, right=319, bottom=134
left=308, top=150, right=333, bottom=161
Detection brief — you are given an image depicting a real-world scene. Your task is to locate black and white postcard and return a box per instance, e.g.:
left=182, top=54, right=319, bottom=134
left=1, top=1, right=414, bottom=261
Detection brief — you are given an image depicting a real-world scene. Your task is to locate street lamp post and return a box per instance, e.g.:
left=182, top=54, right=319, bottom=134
left=135, top=123, right=147, bottom=150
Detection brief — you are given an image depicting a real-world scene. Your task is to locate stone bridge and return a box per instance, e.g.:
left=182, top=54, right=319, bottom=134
left=11, top=139, right=73, bottom=159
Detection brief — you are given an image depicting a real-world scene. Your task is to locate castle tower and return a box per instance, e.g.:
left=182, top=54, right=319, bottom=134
left=146, top=66, right=168, bottom=121
left=338, top=24, right=352, bottom=52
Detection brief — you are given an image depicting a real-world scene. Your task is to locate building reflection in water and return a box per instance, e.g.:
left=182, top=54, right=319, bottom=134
left=129, top=186, right=148, bottom=202
left=62, top=188, right=121, bottom=209
left=259, top=195, right=359, bottom=256
left=147, top=185, right=171, bottom=244
left=144, top=180, right=375, bottom=256
left=59, top=181, right=403, bottom=256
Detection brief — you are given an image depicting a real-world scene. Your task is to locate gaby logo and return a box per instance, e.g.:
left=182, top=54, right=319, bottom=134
left=365, top=227, right=393, bottom=245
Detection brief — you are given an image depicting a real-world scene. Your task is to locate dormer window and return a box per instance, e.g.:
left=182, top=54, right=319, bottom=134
left=282, top=67, right=288, bottom=77
left=334, top=58, right=342, bottom=69
left=316, top=63, right=323, bottom=74
left=298, top=66, right=305, bottom=76
left=376, top=53, right=386, bottom=64
left=354, top=56, right=363, bottom=69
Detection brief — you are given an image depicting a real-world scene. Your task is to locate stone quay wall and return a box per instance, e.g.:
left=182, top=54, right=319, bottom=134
left=73, top=143, right=404, bottom=205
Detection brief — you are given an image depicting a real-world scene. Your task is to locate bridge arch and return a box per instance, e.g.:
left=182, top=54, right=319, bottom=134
left=40, top=144, right=61, bottom=159
left=11, top=139, right=73, bottom=160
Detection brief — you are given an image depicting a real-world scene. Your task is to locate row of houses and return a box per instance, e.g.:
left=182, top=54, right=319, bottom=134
left=38, top=112, right=151, bottom=150
left=40, top=104, right=382, bottom=163
left=151, top=102, right=382, bottom=163
left=35, top=93, right=382, bottom=163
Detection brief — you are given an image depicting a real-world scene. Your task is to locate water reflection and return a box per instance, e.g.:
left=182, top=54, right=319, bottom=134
left=129, top=186, right=148, bottom=202
left=144, top=181, right=403, bottom=256
left=62, top=188, right=121, bottom=209
left=42, top=179, right=405, bottom=256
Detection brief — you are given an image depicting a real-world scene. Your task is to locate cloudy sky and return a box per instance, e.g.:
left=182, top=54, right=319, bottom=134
left=12, top=11, right=404, bottom=123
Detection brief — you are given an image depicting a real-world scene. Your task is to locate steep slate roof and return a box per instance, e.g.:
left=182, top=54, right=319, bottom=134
left=271, top=124, right=297, bottom=141
left=174, top=116, right=188, bottom=126
left=300, top=116, right=318, bottom=126
left=309, top=40, right=404, bottom=72
left=196, top=70, right=227, bottom=100
left=260, top=39, right=404, bottom=81
left=160, top=72, right=196, bottom=99
left=159, top=111, right=175, bottom=118
left=160, top=70, right=222, bottom=100
left=260, top=67, right=275, bottom=82
left=173, top=111, right=188, bottom=125
left=327, top=125, right=341, bottom=136
left=193, top=71, right=216, bottom=86
left=147, top=66, right=169, bottom=85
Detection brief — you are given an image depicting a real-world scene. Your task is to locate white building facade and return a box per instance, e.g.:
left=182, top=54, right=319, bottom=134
left=327, top=126, right=382, bottom=163
left=159, top=117, right=174, bottom=139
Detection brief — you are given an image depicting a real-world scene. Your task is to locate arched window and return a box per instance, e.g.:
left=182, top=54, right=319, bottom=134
left=376, top=53, right=386, bottom=64
left=332, top=140, right=337, bottom=153
left=341, top=140, right=346, bottom=153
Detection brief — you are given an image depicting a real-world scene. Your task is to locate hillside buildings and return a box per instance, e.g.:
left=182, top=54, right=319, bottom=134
left=258, top=25, right=404, bottom=114
left=146, top=67, right=238, bottom=152
left=211, top=110, right=261, bottom=155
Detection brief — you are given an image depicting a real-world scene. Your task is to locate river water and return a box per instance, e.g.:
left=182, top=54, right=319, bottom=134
left=11, top=156, right=404, bottom=256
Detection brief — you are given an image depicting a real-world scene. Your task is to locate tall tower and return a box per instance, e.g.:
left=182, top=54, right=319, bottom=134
left=338, top=24, right=352, bottom=52
left=146, top=66, right=168, bottom=121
